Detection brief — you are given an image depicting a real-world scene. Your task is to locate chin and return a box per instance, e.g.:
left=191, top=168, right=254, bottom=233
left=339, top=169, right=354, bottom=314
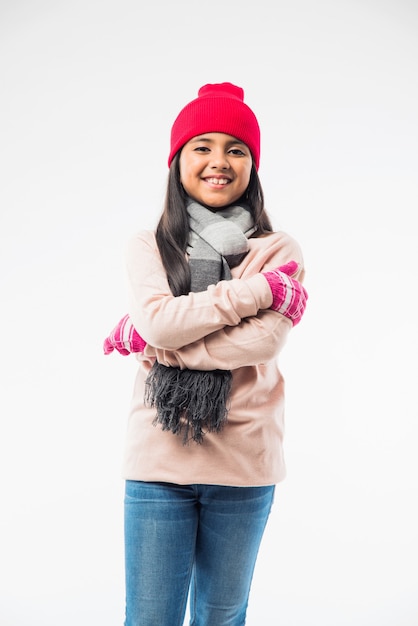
left=203, top=195, right=241, bottom=210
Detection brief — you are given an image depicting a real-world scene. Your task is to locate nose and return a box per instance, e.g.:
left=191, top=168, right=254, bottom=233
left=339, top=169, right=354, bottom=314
left=209, top=149, right=230, bottom=170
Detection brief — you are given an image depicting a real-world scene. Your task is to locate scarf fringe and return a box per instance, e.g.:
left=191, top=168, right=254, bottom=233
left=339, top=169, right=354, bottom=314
left=145, top=362, right=232, bottom=444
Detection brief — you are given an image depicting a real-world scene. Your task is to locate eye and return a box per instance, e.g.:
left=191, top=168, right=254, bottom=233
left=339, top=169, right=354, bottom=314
left=193, top=146, right=210, bottom=153
left=228, top=147, right=246, bottom=156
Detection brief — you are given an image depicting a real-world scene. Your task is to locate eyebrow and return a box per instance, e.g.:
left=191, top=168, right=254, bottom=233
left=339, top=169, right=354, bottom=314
left=189, top=135, right=247, bottom=146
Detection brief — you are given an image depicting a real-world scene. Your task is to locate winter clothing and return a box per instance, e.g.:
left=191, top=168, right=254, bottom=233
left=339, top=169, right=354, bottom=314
left=103, top=314, right=146, bottom=355
left=168, top=82, right=261, bottom=169
left=262, top=262, right=308, bottom=325
left=144, top=200, right=257, bottom=443
left=104, top=263, right=307, bottom=355
left=186, top=199, right=257, bottom=290
left=122, top=227, right=305, bottom=486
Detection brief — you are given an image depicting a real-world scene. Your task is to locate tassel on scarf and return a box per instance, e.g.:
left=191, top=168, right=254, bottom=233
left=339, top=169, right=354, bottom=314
left=145, top=361, right=232, bottom=444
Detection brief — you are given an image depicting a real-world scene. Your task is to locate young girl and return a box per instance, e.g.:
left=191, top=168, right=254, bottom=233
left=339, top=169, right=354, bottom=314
left=104, top=82, right=308, bottom=626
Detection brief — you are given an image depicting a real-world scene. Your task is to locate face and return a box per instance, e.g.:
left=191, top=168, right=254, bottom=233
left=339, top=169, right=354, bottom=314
left=179, top=132, right=253, bottom=210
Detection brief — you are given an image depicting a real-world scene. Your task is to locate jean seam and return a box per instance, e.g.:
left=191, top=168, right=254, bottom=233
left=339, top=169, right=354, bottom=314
left=177, top=523, right=197, bottom=626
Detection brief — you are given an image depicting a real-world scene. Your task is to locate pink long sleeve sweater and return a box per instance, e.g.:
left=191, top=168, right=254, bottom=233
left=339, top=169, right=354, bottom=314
left=123, top=229, right=305, bottom=487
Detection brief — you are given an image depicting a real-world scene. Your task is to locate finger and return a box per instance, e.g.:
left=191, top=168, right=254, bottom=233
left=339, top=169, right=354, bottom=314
left=277, top=260, right=299, bottom=276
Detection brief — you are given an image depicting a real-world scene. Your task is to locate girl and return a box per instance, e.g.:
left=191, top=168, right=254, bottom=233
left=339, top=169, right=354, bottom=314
left=104, top=82, right=308, bottom=626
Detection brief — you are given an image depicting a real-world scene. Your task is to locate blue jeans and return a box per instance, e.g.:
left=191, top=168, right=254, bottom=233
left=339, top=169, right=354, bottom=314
left=124, top=480, right=275, bottom=626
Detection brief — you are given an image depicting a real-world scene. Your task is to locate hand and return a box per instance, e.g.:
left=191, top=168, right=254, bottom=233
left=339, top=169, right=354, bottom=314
left=103, top=314, right=147, bottom=355
left=262, top=261, right=308, bottom=326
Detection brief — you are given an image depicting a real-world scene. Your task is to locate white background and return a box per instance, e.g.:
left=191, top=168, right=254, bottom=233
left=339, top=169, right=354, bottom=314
left=1, top=1, right=417, bottom=624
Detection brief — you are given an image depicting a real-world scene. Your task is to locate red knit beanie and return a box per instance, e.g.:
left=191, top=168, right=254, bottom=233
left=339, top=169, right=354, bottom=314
left=168, top=82, right=261, bottom=170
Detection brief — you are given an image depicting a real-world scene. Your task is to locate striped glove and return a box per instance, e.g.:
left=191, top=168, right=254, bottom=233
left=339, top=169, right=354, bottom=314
left=103, top=314, right=146, bottom=355
left=262, top=261, right=308, bottom=326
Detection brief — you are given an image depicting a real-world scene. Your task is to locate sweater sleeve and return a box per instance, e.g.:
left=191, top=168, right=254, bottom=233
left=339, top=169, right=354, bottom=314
left=143, top=309, right=292, bottom=371
left=126, top=231, right=273, bottom=351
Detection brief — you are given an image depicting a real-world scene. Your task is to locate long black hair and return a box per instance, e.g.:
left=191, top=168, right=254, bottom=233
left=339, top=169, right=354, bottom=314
left=155, top=153, right=273, bottom=297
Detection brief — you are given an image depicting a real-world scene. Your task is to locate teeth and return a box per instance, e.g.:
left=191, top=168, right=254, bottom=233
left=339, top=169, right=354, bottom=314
left=206, top=178, right=229, bottom=185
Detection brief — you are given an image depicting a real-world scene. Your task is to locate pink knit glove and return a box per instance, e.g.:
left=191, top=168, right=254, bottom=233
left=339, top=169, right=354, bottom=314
left=103, top=314, right=146, bottom=355
left=262, top=261, right=308, bottom=326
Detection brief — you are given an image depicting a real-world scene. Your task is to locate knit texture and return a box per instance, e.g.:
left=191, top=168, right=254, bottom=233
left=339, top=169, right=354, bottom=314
left=103, top=314, right=146, bottom=355
left=262, top=263, right=308, bottom=326
left=144, top=200, right=255, bottom=444
left=186, top=199, right=257, bottom=290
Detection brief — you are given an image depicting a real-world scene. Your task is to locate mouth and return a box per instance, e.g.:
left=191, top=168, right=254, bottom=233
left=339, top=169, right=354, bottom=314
left=204, top=177, right=231, bottom=186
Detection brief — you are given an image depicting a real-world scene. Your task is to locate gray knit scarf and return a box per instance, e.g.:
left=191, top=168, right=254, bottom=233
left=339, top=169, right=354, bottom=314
left=144, top=199, right=257, bottom=444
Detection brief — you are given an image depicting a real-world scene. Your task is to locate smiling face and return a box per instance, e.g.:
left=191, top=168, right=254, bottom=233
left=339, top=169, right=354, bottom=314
left=179, top=132, right=253, bottom=210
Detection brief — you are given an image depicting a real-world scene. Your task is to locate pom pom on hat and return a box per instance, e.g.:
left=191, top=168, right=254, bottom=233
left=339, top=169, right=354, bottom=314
left=168, top=82, right=261, bottom=170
